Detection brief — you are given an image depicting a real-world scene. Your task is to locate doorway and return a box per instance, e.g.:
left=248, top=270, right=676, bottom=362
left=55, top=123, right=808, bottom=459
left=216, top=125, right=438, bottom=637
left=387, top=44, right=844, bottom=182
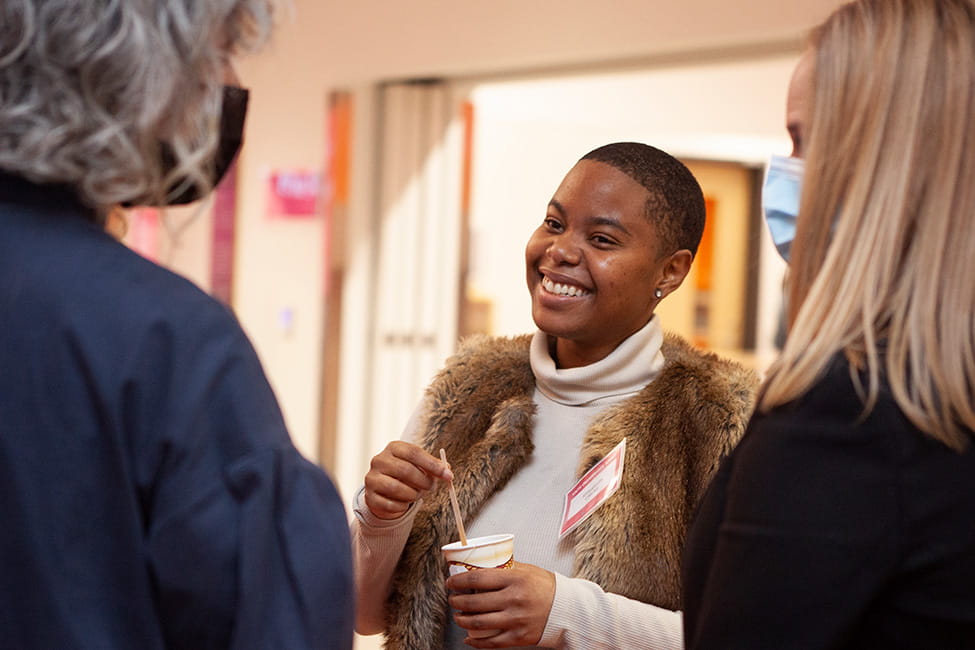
left=459, top=54, right=795, bottom=366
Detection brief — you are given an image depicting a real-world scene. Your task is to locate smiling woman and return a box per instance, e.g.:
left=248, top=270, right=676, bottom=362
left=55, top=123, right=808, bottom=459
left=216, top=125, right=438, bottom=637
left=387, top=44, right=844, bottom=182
left=351, top=142, right=759, bottom=650
left=525, top=145, right=698, bottom=369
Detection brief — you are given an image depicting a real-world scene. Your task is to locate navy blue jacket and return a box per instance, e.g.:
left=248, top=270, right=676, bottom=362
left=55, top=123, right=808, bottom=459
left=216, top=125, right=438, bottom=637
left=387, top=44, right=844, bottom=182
left=0, top=173, right=353, bottom=648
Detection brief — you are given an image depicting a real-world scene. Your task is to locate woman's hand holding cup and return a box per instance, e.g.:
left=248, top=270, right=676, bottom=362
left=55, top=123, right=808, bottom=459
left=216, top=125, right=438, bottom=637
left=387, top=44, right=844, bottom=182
left=446, top=559, right=556, bottom=648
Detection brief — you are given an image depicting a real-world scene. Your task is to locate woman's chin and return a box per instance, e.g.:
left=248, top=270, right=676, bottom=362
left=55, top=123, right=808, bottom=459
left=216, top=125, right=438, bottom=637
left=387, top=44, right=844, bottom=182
left=533, top=319, right=580, bottom=343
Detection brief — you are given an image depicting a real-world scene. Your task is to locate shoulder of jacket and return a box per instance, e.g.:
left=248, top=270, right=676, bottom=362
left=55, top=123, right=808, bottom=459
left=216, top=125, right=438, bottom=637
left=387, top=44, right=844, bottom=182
left=450, top=333, right=532, bottom=366
left=660, top=332, right=760, bottom=399
left=427, top=334, right=534, bottom=393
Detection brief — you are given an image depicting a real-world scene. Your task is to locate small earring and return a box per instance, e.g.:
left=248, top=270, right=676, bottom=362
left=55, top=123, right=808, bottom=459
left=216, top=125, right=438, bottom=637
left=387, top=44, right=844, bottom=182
left=654, top=288, right=663, bottom=299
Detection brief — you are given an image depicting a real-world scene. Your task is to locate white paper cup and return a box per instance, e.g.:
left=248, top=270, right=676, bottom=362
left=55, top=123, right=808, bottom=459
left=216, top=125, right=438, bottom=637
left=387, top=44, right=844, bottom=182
left=442, top=533, right=514, bottom=575
left=442, top=533, right=514, bottom=638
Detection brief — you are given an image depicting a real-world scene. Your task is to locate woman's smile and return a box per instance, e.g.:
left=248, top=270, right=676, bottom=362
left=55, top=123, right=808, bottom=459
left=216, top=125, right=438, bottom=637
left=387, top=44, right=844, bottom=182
left=540, top=274, right=591, bottom=298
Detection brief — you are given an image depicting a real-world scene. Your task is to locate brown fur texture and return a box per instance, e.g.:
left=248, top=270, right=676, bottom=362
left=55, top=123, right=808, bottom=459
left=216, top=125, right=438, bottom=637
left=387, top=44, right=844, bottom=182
left=382, top=333, right=758, bottom=650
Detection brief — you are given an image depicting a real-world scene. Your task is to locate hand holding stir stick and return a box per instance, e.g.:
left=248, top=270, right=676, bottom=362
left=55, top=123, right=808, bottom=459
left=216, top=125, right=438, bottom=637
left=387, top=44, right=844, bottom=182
left=440, top=448, right=468, bottom=546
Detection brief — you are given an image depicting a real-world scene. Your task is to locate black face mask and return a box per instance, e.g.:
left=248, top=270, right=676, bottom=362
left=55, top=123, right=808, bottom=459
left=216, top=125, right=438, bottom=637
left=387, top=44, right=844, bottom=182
left=125, top=85, right=249, bottom=207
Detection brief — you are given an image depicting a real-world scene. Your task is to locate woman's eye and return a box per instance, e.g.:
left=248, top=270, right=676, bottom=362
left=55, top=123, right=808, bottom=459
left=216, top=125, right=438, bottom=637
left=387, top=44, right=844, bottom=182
left=592, top=234, right=616, bottom=246
left=544, top=217, right=562, bottom=230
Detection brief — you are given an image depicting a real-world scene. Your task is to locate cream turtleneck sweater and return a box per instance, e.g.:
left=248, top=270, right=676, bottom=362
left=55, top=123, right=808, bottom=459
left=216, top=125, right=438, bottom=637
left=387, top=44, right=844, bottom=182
left=352, top=316, right=683, bottom=649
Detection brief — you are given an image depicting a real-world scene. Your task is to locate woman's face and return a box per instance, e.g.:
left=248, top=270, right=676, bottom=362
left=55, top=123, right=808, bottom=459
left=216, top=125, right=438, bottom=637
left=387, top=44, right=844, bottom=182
left=525, top=159, right=677, bottom=368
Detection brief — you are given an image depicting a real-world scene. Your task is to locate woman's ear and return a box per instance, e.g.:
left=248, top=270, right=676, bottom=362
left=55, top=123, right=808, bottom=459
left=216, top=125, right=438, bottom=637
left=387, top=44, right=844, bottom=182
left=655, top=249, right=694, bottom=299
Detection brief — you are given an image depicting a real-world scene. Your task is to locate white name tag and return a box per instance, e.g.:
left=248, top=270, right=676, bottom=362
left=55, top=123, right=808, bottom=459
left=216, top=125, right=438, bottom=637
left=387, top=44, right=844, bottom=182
left=559, top=438, right=626, bottom=539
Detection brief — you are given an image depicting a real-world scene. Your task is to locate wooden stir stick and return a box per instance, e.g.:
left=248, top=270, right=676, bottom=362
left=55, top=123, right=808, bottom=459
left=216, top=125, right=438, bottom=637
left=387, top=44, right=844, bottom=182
left=440, top=448, right=468, bottom=546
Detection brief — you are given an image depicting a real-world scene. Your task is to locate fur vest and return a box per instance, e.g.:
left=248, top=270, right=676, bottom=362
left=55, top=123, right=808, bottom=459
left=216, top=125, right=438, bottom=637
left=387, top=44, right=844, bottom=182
left=383, top=332, right=758, bottom=649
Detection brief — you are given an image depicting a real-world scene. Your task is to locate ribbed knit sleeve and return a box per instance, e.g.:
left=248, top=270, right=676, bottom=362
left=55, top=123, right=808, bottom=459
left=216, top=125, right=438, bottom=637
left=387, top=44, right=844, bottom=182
left=351, top=488, right=419, bottom=634
left=539, top=573, right=682, bottom=649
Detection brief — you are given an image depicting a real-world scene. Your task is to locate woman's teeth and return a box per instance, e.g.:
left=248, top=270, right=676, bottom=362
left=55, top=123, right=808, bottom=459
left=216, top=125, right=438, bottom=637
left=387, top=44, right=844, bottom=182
left=542, top=276, right=588, bottom=297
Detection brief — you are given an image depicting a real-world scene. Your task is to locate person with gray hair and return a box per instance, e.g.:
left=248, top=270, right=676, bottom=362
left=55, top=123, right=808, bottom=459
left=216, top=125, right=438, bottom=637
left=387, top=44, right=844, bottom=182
left=0, top=1, right=353, bottom=648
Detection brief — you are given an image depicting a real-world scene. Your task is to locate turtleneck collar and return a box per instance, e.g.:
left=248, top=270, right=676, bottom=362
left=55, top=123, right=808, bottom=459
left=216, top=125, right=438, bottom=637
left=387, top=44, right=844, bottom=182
left=530, top=315, right=666, bottom=406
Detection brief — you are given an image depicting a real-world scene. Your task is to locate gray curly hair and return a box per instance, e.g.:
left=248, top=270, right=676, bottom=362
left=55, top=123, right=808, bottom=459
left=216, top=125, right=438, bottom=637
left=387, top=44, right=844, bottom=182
left=0, top=0, right=275, bottom=212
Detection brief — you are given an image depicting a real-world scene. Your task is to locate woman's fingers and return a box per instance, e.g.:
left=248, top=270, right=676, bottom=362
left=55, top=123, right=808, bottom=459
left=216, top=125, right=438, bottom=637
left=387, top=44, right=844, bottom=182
left=363, top=441, right=453, bottom=519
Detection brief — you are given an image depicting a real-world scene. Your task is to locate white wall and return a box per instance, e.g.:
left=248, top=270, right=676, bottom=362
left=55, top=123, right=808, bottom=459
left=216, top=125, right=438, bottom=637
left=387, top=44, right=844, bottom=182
left=305, top=0, right=838, bottom=81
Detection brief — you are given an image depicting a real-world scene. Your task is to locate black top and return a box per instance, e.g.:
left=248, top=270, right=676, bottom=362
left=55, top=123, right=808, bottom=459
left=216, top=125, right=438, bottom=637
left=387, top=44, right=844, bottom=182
left=682, top=353, right=975, bottom=649
left=0, top=173, right=354, bottom=648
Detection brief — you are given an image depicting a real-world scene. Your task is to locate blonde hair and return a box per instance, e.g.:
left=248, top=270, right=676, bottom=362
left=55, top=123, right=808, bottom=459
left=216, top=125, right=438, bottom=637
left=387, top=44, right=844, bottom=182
left=0, top=0, right=275, bottom=211
left=760, top=0, right=975, bottom=450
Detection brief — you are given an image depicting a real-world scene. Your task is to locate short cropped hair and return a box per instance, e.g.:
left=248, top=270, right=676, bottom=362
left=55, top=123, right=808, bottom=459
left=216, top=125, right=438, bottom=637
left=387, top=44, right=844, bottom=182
left=0, top=0, right=275, bottom=211
left=581, top=142, right=706, bottom=256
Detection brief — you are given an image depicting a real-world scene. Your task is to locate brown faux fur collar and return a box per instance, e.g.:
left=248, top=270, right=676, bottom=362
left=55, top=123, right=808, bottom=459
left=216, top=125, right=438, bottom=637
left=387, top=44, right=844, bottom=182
left=383, top=333, right=757, bottom=649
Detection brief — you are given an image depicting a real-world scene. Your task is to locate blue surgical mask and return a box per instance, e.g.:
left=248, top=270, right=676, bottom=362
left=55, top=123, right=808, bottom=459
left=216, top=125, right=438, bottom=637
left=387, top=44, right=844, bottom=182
left=762, top=154, right=804, bottom=262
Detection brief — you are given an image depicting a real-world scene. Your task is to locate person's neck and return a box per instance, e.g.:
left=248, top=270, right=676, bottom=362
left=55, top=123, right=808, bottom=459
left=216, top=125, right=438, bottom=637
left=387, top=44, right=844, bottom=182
left=551, top=337, right=622, bottom=369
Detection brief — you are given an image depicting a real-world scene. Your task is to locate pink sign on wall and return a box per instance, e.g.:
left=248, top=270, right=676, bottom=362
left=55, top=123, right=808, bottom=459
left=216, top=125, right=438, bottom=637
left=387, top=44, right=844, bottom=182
left=210, top=159, right=238, bottom=305
left=267, top=170, right=322, bottom=218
